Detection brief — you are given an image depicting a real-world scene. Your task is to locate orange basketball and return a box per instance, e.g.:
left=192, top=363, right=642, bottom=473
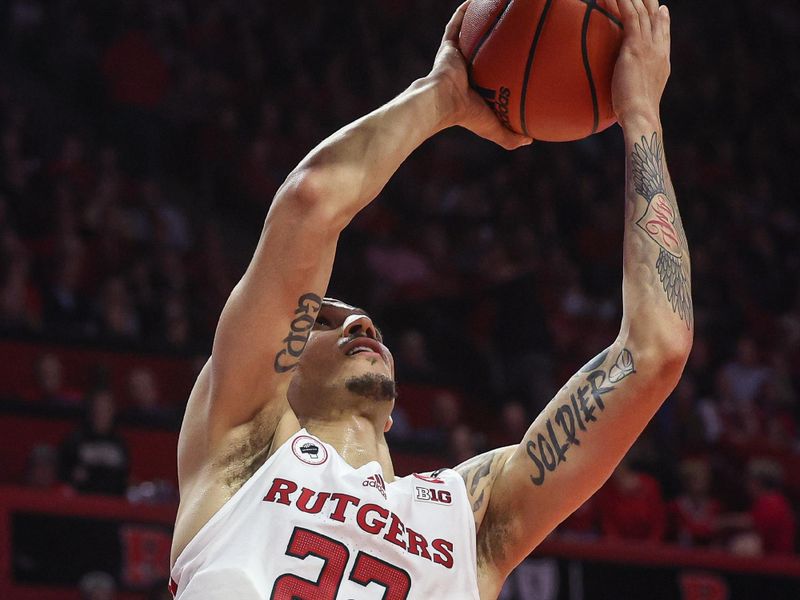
left=459, top=0, right=623, bottom=142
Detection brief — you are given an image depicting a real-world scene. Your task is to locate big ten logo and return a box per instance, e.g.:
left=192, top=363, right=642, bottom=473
left=679, top=572, right=729, bottom=600
left=415, top=487, right=452, bottom=505
left=120, top=525, right=172, bottom=588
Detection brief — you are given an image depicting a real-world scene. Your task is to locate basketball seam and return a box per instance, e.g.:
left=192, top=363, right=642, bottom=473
left=582, top=5, right=601, bottom=134
left=592, top=4, right=622, bottom=28
left=579, top=0, right=622, bottom=28
left=468, top=0, right=515, bottom=65
left=520, top=0, right=556, bottom=137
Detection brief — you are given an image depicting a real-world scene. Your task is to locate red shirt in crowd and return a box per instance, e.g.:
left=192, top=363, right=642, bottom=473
left=751, top=491, right=796, bottom=554
left=669, top=496, right=722, bottom=546
left=597, top=472, right=667, bottom=541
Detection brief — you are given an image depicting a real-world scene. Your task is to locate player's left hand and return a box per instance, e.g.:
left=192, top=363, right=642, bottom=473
left=608, top=0, right=671, bottom=127
left=428, top=1, right=533, bottom=150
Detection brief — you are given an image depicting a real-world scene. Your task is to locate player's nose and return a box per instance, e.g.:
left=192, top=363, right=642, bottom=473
left=342, top=313, right=377, bottom=340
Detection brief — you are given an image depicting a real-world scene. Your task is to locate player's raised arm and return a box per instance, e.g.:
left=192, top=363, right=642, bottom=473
left=456, top=0, right=693, bottom=593
left=178, top=4, right=529, bottom=474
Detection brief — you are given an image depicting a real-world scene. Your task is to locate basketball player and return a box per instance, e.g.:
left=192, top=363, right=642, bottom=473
left=170, top=0, right=691, bottom=598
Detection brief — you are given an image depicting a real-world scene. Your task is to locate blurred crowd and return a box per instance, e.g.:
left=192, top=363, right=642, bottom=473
left=1, top=0, right=800, bottom=564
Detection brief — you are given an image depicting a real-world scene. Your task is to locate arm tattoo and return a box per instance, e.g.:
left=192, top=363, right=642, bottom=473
left=469, top=456, right=493, bottom=496
left=456, top=451, right=503, bottom=514
left=273, top=292, right=323, bottom=373
left=580, top=348, right=610, bottom=373
left=526, top=348, right=635, bottom=486
left=631, top=133, right=693, bottom=329
left=472, top=490, right=486, bottom=513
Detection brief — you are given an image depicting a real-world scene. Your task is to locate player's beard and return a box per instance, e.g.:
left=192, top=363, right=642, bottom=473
left=345, top=373, right=396, bottom=402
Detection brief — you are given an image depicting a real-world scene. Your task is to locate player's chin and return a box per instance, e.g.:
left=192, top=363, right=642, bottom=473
left=344, top=370, right=397, bottom=403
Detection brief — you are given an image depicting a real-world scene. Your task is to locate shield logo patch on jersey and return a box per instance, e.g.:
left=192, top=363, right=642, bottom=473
left=291, top=435, right=329, bottom=465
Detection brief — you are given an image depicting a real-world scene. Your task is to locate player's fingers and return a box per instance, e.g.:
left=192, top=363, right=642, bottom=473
left=443, top=1, right=471, bottom=44
left=469, top=95, right=533, bottom=150
left=630, top=0, right=652, bottom=36
left=644, top=0, right=660, bottom=38
left=616, top=0, right=641, bottom=34
left=652, top=3, right=669, bottom=47
left=605, top=0, right=622, bottom=20
left=659, top=4, right=671, bottom=45
left=491, top=129, right=534, bottom=151
left=643, top=0, right=659, bottom=19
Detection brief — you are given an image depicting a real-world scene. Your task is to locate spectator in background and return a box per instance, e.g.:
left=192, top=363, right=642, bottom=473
left=60, top=388, right=129, bottom=495
left=417, top=389, right=463, bottom=450
left=449, top=423, right=480, bottom=465
left=24, top=352, right=82, bottom=405
left=719, top=459, right=796, bottom=555
left=658, top=376, right=722, bottom=455
left=42, top=243, right=93, bottom=338
left=98, top=277, right=140, bottom=340
left=395, top=329, right=438, bottom=384
left=122, top=366, right=179, bottom=427
left=558, top=496, right=599, bottom=540
left=597, top=457, right=666, bottom=543
left=24, top=443, right=72, bottom=494
left=489, top=400, right=530, bottom=447
left=719, top=337, right=770, bottom=414
left=0, top=219, right=41, bottom=331
left=101, top=10, right=170, bottom=174
left=79, top=571, right=116, bottom=600
left=668, top=458, right=722, bottom=547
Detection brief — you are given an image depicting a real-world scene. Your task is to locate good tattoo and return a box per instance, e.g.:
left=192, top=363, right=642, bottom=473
left=273, top=293, right=323, bottom=373
left=526, top=348, right=635, bottom=486
left=631, top=132, right=693, bottom=329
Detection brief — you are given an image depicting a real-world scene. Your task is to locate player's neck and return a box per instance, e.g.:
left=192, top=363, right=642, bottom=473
left=304, top=415, right=396, bottom=481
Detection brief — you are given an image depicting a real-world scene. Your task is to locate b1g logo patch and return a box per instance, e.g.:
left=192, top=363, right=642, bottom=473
left=292, top=435, right=328, bottom=465
left=415, top=487, right=452, bottom=505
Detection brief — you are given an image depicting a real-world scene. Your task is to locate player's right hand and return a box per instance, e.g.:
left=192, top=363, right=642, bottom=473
left=608, top=0, right=671, bottom=127
left=428, top=1, right=533, bottom=150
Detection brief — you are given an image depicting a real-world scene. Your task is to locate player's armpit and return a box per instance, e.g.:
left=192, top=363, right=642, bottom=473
left=474, top=339, right=686, bottom=580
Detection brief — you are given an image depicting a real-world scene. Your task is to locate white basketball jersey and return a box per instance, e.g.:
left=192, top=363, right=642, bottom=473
left=170, top=429, right=480, bottom=599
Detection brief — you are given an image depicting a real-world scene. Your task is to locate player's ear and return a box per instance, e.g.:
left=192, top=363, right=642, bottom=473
left=384, top=416, right=393, bottom=433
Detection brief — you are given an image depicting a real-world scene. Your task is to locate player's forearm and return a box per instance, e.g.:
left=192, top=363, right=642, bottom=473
left=618, top=114, right=693, bottom=359
left=282, top=77, right=450, bottom=231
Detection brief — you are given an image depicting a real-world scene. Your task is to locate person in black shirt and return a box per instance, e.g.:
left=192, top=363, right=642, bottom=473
left=60, top=388, right=130, bottom=495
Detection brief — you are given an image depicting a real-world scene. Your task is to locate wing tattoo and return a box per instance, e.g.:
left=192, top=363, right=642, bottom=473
left=631, top=132, right=693, bottom=329
left=656, top=248, right=693, bottom=329
left=632, top=132, right=666, bottom=200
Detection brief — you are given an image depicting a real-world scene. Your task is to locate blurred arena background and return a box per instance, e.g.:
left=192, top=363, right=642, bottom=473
left=1, top=0, right=799, bottom=598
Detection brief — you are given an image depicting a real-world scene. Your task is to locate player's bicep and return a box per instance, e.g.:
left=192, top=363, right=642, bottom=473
left=479, top=341, right=676, bottom=576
